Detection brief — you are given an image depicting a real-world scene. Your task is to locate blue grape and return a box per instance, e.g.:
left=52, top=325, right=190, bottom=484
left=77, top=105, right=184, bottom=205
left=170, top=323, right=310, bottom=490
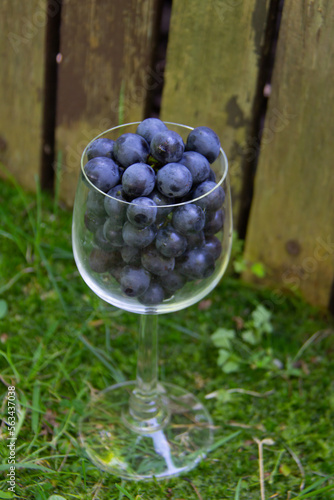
left=120, top=266, right=151, bottom=297
left=150, top=130, right=185, bottom=163
left=193, top=181, right=225, bottom=212
left=160, top=270, right=187, bottom=293
left=84, top=210, right=106, bottom=233
left=122, top=163, right=155, bottom=198
left=113, top=133, right=149, bottom=167
left=176, top=248, right=215, bottom=280
left=89, top=248, right=119, bottom=273
left=149, top=189, right=174, bottom=224
left=155, top=225, right=187, bottom=258
left=141, top=245, right=175, bottom=276
left=127, top=197, right=157, bottom=228
left=178, top=151, right=210, bottom=185
left=157, top=163, right=192, bottom=198
left=86, top=138, right=114, bottom=160
left=186, top=126, right=221, bottom=163
left=94, top=225, right=115, bottom=251
left=204, top=209, right=225, bottom=234
left=104, top=185, right=127, bottom=225
left=103, top=219, right=124, bottom=247
left=136, top=118, right=168, bottom=144
left=204, top=236, right=222, bottom=260
left=86, top=189, right=106, bottom=217
left=84, top=157, right=120, bottom=192
left=121, top=245, right=142, bottom=266
left=122, top=221, right=156, bottom=248
left=186, top=231, right=205, bottom=250
left=172, top=204, right=205, bottom=235
left=138, top=282, right=165, bottom=305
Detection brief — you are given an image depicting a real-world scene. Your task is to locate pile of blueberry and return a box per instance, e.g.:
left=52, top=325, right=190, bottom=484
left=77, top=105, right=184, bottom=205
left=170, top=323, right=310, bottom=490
left=83, top=118, right=225, bottom=306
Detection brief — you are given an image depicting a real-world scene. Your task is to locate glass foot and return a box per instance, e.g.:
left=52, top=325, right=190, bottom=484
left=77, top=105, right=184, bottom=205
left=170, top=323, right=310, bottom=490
left=79, top=381, right=214, bottom=480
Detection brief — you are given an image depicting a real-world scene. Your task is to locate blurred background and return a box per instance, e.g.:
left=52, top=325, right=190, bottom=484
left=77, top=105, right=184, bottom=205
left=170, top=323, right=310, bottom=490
left=1, top=0, right=333, bottom=312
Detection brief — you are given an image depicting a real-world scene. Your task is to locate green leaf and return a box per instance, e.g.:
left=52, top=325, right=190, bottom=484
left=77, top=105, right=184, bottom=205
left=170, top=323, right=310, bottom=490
left=217, top=349, right=230, bottom=366
left=251, top=304, right=273, bottom=333
left=216, top=388, right=233, bottom=403
left=233, top=258, right=247, bottom=273
left=0, top=492, right=14, bottom=499
left=0, top=299, right=8, bottom=318
left=222, top=360, right=240, bottom=373
left=211, top=328, right=235, bottom=349
left=48, top=496, right=68, bottom=500
left=251, top=261, right=266, bottom=278
left=242, top=329, right=258, bottom=345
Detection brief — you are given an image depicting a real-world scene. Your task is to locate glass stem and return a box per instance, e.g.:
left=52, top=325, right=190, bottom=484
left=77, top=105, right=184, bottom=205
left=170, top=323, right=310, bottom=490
left=128, top=314, right=162, bottom=423
left=136, top=314, right=158, bottom=398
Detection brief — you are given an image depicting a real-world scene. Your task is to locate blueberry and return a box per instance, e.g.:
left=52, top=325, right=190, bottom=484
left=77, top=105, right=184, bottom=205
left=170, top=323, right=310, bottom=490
left=89, top=248, right=119, bottom=273
left=113, top=133, right=149, bottom=167
left=94, top=225, right=115, bottom=251
left=103, top=219, right=124, bottom=247
left=86, top=138, right=115, bottom=160
left=186, top=126, right=221, bottom=163
left=193, top=181, right=225, bottom=212
left=120, top=266, right=151, bottom=297
left=160, top=270, right=187, bottom=293
left=178, top=151, right=210, bottom=185
left=186, top=231, right=205, bottom=250
left=127, top=197, right=157, bottom=228
left=157, top=163, right=192, bottom=198
left=141, top=245, right=175, bottom=276
left=104, top=185, right=127, bottom=224
left=136, top=118, right=168, bottom=144
left=84, top=157, right=120, bottom=192
left=122, top=163, right=155, bottom=198
left=176, top=249, right=215, bottom=280
left=208, top=168, right=217, bottom=182
left=149, top=189, right=174, bottom=224
left=121, top=245, right=142, bottom=266
left=204, top=235, right=222, bottom=260
left=122, top=221, right=156, bottom=248
left=155, top=225, right=187, bottom=258
left=172, top=204, right=205, bottom=235
left=150, top=130, right=185, bottom=164
left=84, top=210, right=106, bottom=233
left=109, top=263, right=125, bottom=283
left=204, top=209, right=225, bottom=235
left=138, top=282, right=165, bottom=305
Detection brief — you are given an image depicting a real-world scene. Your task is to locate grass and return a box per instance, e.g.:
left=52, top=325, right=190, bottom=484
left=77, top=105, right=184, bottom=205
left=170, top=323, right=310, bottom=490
left=0, top=175, right=334, bottom=499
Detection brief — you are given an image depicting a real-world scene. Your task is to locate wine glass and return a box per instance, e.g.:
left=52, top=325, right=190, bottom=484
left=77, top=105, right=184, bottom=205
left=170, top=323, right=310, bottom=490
left=72, top=121, right=232, bottom=480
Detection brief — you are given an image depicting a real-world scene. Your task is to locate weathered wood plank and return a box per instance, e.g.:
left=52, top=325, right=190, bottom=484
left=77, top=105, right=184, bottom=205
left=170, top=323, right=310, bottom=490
left=244, top=0, right=334, bottom=308
left=160, top=0, right=270, bottom=219
left=0, top=1, right=49, bottom=191
left=55, top=0, right=162, bottom=206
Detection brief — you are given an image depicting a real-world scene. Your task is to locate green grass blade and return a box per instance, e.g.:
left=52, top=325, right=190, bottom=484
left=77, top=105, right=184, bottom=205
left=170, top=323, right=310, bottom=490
left=294, top=483, right=334, bottom=498
left=31, top=380, right=41, bottom=434
left=78, top=334, right=125, bottom=383
left=115, top=483, right=135, bottom=500
left=234, top=478, right=242, bottom=500
left=209, top=430, right=242, bottom=453
left=0, top=350, right=21, bottom=382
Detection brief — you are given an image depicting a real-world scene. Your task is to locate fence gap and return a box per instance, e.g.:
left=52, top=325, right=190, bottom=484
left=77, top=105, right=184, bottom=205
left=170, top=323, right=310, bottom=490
left=40, top=0, right=62, bottom=191
left=144, top=0, right=172, bottom=118
left=237, top=0, right=284, bottom=239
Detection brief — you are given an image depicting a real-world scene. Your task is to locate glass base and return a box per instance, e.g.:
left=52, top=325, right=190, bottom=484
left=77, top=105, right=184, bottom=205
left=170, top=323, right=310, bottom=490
left=79, top=381, right=214, bottom=480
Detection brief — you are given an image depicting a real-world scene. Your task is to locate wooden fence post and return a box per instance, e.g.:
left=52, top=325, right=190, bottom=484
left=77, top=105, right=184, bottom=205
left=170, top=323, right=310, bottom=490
left=243, top=0, right=334, bottom=309
left=160, top=0, right=271, bottom=220
left=0, top=1, right=51, bottom=190
left=55, top=0, right=162, bottom=206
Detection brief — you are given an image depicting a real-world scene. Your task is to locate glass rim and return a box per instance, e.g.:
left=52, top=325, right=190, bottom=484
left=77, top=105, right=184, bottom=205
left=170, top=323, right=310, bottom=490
left=80, top=121, right=229, bottom=209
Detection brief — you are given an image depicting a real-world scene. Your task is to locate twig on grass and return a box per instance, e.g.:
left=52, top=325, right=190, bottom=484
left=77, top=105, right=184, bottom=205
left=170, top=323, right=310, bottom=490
left=253, top=437, right=275, bottom=500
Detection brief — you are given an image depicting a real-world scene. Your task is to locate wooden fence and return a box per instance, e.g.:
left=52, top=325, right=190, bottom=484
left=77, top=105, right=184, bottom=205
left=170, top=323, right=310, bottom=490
left=1, top=0, right=333, bottom=311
